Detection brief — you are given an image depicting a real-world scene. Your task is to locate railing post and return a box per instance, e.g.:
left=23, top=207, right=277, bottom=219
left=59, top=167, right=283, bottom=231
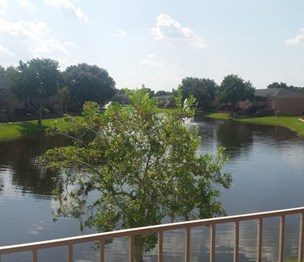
left=298, top=213, right=304, bottom=262
left=210, top=224, right=216, bottom=262
left=234, top=221, right=239, bottom=262
left=185, top=226, right=191, bottom=262
left=279, top=215, right=285, bottom=262
left=32, top=249, right=38, bottom=262
left=99, top=239, right=105, bottom=262
left=257, top=218, right=263, bottom=262
left=158, top=231, right=163, bottom=262
left=67, top=244, right=73, bottom=262
left=129, top=235, right=135, bottom=262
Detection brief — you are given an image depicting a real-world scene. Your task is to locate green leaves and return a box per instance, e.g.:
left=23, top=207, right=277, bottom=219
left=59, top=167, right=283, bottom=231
left=9, top=58, right=60, bottom=125
left=41, top=87, right=232, bottom=258
left=219, top=74, right=255, bottom=105
left=62, top=63, right=116, bottom=111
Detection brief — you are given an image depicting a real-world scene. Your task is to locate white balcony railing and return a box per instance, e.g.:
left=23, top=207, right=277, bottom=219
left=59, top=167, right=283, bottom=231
left=0, top=207, right=303, bottom=262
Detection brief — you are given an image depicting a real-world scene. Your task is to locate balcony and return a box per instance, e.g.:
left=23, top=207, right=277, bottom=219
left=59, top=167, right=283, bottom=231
left=0, top=207, right=303, bottom=262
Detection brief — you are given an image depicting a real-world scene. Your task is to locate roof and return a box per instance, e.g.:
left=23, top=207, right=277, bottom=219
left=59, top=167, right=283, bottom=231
left=255, top=88, right=304, bottom=98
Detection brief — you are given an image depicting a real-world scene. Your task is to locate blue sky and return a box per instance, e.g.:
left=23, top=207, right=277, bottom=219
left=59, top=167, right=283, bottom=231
left=0, top=0, right=304, bottom=91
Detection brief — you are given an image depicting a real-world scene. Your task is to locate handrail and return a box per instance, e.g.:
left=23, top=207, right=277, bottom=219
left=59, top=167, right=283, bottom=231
left=0, top=206, right=304, bottom=261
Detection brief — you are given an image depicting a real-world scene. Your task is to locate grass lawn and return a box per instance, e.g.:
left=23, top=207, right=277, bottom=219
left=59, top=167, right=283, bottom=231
left=200, top=112, right=304, bottom=137
left=0, top=118, right=56, bottom=142
left=1, top=110, right=304, bottom=141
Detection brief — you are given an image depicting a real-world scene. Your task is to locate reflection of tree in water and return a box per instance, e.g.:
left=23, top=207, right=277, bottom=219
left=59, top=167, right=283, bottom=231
left=214, top=118, right=299, bottom=160
left=253, top=124, right=299, bottom=142
left=0, top=174, right=3, bottom=196
left=0, top=136, right=69, bottom=196
left=216, top=120, right=253, bottom=160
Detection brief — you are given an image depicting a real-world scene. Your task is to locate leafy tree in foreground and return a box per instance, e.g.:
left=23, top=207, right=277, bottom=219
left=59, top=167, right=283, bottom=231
left=9, top=58, right=60, bottom=125
left=219, top=74, right=255, bottom=115
left=41, top=88, right=232, bottom=261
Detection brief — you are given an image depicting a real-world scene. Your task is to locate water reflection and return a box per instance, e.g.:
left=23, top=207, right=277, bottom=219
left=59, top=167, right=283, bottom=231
left=0, top=118, right=304, bottom=261
left=0, top=136, right=68, bottom=196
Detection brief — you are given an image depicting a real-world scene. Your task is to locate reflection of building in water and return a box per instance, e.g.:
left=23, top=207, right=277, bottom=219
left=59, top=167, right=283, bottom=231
left=0, top=167, right=22, bottom=200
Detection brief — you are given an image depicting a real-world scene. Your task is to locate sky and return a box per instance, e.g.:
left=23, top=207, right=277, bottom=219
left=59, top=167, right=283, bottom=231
left=0, top=0, right=304, bottom=91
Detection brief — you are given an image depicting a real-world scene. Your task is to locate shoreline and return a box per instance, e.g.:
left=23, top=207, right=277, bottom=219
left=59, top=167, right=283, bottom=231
left=196, top=112, right=304, bottom=137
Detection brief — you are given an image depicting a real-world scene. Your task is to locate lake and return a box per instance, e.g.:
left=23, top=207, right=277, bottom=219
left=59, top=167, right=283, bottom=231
left=0, top=117, right=304, bottom=261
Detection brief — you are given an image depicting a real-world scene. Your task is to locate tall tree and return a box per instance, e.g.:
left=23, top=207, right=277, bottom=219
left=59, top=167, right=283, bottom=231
left=181, top=77, right=218, bottom=109
left=155, top=90, right=171, bottom=96
left=62, top=63, right=116, bottom=112
left=9, top=58, right=60, bottom=125
left=0, top=66, right=9, bottom=90
left=219, top=74, right=255, bottom=115
left=267, top=82, right=288, bottom=89
left=268, top=81, right=304, bottom=94
left=41, top=88, right=232, bottom=261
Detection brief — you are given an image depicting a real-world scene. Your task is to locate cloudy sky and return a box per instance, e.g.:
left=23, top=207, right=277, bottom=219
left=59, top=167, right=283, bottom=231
left=0, top=0, right=304, bottom=91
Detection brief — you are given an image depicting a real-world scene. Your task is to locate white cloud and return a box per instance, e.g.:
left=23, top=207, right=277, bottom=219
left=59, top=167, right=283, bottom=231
left=18, top=0, right=36, bottom=14
left=285, top=28, right=304, bottom=46
left=32, top=38, right=69, bottom=56
left=0, top=19, right=48, bottom=40
left=45, top=0, right=88, bottom=23
left=0, top=0, right=7, bottom=14
left=113, top=29, right=127, bottom=38
left=140, top=54, right=165, bottom=68
left=31, top=38, right=72, bottom=67
left=0, top=45, right=15, bottom=57
left=0, top=18, right=74, bottom=67
left=151, top=14, right=206, bottom=49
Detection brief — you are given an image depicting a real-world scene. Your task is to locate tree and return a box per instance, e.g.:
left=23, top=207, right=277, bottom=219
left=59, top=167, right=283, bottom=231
left=218, top=74, right=255, bottom=115
left=41, top=88, right=231, bottom=261
left=155, top=90, right=171, bottom=96
left=0, top=66, right=9, bottom=90
left=62, top=63, right=116, bottom=112
left=268, top=81, right=304, bottom=94
left=267, top=82, right=288, bottom=89
left=57, top=86, right=71, bottom=113
left=9, top=58, right=60, bottom=125
left=181, top=77, right=218, bottom=109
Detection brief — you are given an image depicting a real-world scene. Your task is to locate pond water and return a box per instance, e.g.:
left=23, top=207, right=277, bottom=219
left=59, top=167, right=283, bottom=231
left=0, top=117, right=304, bottom=261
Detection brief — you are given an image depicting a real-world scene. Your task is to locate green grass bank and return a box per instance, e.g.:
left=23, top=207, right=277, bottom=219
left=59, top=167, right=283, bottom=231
left=0, top=119, right=56, bottom=142
left=1, top=111, right=304, bottom=141
left=198, top=112, right=304, bottom=137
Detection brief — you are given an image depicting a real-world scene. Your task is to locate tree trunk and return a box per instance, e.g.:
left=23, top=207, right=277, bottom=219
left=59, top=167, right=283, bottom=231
left=230, top=102, right=235, bottom=116
left=37, top=116, right=42, bottom=126
left=37, top=101, right=43, bottom=126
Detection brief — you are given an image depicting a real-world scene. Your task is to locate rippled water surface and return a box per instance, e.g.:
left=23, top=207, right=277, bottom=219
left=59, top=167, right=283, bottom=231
left=0, top=117, right=304, bottom=261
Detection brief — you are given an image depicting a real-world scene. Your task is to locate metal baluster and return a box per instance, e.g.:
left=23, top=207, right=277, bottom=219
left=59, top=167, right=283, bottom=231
left=99, top=239, right=105, bottom=262
left=279, top=215, right=285, bottom=262
left=130, top=236, right=135, bottom=262
left=67, top=244, right=73, bottom=262
left=257, top=218, right=263, bottom=262
left=32, top=249, right=38, bottom=262
left=210, top=224, right=216, bottom=262
left=158, top=231, right=163, bottom=262
left=185, top=226, right=191, bottom=262
left=234, top=221, right=239, bottom=262
left=298, top=213, right=304, bottom=262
